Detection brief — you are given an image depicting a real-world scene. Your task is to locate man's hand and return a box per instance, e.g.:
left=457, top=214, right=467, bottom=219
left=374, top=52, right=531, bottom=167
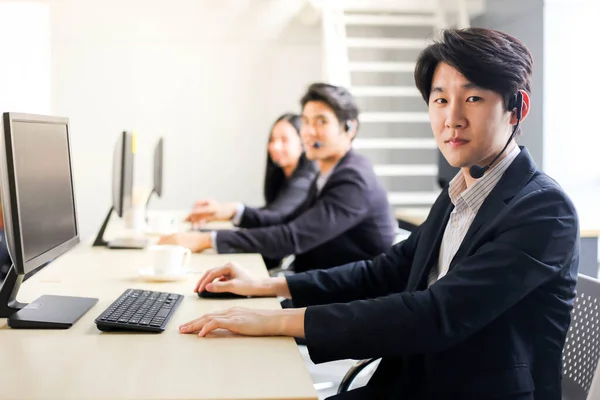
left=179, top=306, right=306, bottom=338
left=158, top=232, right=212, bottom=252
left=195, top=261, right=259, bottom=295
left=195, top=262, right=291, bottom=298
left=185, top=200, right=238, bottom=224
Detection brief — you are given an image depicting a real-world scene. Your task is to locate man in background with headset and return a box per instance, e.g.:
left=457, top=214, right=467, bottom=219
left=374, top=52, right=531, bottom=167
left=178, top=28, right=579, bottom=400
left=160, top=83, right=396, bottom=274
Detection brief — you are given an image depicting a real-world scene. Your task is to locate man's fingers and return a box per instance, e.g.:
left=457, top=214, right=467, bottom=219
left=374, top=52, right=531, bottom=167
left=195, top=266, right=232, bottom=292
left=206, top=280, right=233, bottom=292
left=193, top=200, right=211, bottom=208
left=179, top=315, right=209, bottom=333
left=198, top=317, right=232, bottom=337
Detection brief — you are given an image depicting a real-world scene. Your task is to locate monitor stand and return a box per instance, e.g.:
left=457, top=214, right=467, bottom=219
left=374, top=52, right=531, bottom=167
left=92, top=206, right=114, bottom=247
left=0, top=266, right=98, bottom=329
left=107, top=237, right=147, bottom=250
left=93, top=206, right=148, bottom=250
left=145, top=188, right=157, bottom=220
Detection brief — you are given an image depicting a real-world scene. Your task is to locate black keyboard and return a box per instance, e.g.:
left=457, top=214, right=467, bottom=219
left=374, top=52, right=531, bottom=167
left=95, top=289, right=183, bottom=333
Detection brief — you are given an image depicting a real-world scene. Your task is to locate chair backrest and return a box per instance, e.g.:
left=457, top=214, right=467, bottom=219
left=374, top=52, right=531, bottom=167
left=562, top=274, right=600, bottom=400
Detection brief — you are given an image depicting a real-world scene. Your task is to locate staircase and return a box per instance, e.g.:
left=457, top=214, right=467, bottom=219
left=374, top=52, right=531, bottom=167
left=313, top=0, right=475, bottom=209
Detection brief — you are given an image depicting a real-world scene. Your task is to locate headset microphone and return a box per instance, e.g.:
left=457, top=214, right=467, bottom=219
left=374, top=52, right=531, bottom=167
left=469, top=91, right=523, bottom=179
left=311, top=120, right=354, bottom=150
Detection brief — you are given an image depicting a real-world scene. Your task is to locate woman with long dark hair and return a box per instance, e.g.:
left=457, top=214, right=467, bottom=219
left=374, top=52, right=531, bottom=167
left=184, top=113, right=316, bottom=269
left=186, top=113, right=316, bottom=225
left=262, top=113, right=316, bottom=213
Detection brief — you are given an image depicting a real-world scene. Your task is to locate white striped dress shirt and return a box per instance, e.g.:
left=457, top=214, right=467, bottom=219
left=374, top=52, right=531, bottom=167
left=428, top=146, right=521, bottom=285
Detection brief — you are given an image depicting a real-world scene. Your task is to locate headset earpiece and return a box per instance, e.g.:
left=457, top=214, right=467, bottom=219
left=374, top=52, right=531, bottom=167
left=508, top=91, right=523, bottom=121
left=344, top=120, right=353, bottom=132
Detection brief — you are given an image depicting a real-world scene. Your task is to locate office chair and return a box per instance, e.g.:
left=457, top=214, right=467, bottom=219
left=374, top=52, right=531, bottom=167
left=337, top=358, right=379, bottom=393
left=562, top=274, right=600, bottom=400
left=268, top=255, right=295, bottom=278
left=338, top=274, right=600, bottom=399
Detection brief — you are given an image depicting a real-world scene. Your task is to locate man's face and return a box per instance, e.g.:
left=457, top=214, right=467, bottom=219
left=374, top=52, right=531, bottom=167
left=300, top=101, right=351, bottom=161
left=428, top=62, right=515, bottom=170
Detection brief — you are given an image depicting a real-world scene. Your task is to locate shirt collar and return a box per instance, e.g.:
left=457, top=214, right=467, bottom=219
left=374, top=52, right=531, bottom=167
left=316, top=162, right=339, bottom=193
left=448, top=146, right=521, bottom=212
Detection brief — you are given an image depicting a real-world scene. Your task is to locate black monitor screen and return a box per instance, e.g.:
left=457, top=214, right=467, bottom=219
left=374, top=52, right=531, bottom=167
left=112, top=133, right=124, bottom=217
left=12, top=121, right=77, bottom=263
left=153, top=138, right=163, bottom=197
left=112, top=132, right=133, bottom=218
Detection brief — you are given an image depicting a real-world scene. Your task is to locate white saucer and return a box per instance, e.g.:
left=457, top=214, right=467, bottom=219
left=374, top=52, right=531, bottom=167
left=137, top=266, right=191, bottom=282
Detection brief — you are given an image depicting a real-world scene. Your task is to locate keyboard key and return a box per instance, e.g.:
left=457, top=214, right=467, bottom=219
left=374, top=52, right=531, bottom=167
left=156, top=308, right=170, bottom=318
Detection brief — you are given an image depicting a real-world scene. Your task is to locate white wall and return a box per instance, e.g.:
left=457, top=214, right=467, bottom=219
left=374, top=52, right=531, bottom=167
left=46, top=0, right=322, bottom=238
left=544, top=0, right=600, bottom=219
left=0, top=1, right=51, bottom=114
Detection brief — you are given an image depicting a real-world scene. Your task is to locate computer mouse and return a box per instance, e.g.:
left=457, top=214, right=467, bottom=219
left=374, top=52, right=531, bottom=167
left=197, top=290, right=249, bottom=299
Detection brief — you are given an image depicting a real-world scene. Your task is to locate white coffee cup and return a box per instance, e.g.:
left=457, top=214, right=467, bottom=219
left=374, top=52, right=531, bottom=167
left=148, top=245, right=191, bottom=276
left=148, top=214, right=174, bottom=234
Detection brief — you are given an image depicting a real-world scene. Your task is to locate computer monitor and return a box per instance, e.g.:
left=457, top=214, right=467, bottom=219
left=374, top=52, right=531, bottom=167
left=113, top=131, right=134, bottom=218
left=145, top=137, right=164, bottom=210
left=93, top=131, right=146, bottom=249
left=0, top=112, right=98, bottom=328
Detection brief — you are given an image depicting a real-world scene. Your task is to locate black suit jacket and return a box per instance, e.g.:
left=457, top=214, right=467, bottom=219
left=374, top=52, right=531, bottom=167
left=262, top=156, right=317, bottom=215
left=216, top=149, right=396, bottom=273
left=287, top=148, right=579, bottom=400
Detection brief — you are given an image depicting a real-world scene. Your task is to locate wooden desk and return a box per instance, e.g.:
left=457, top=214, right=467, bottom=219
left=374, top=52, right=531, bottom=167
left=0, top=248, right=317, bottom=400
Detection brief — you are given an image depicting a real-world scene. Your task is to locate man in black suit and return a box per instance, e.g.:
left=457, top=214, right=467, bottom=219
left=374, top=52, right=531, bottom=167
left=160, top=83, right=396, bottom=273
left=179, top=29, right=579, bottom=400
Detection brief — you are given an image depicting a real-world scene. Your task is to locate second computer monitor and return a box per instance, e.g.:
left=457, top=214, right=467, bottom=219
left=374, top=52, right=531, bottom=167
left=112, top=131, right=134, bottom=218
left=153, top=137, right=163, bottom=198
left=145, top=137, right=164, bottom=210
left=92, top=131, right=137, bottom=247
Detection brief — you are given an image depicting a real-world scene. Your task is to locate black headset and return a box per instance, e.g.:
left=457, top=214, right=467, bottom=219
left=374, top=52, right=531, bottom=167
left=507, top=92, right=523, bottom=120
left=469, top=91, right=523, bottom=179
left=344, top=120, right=353, bottom=133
